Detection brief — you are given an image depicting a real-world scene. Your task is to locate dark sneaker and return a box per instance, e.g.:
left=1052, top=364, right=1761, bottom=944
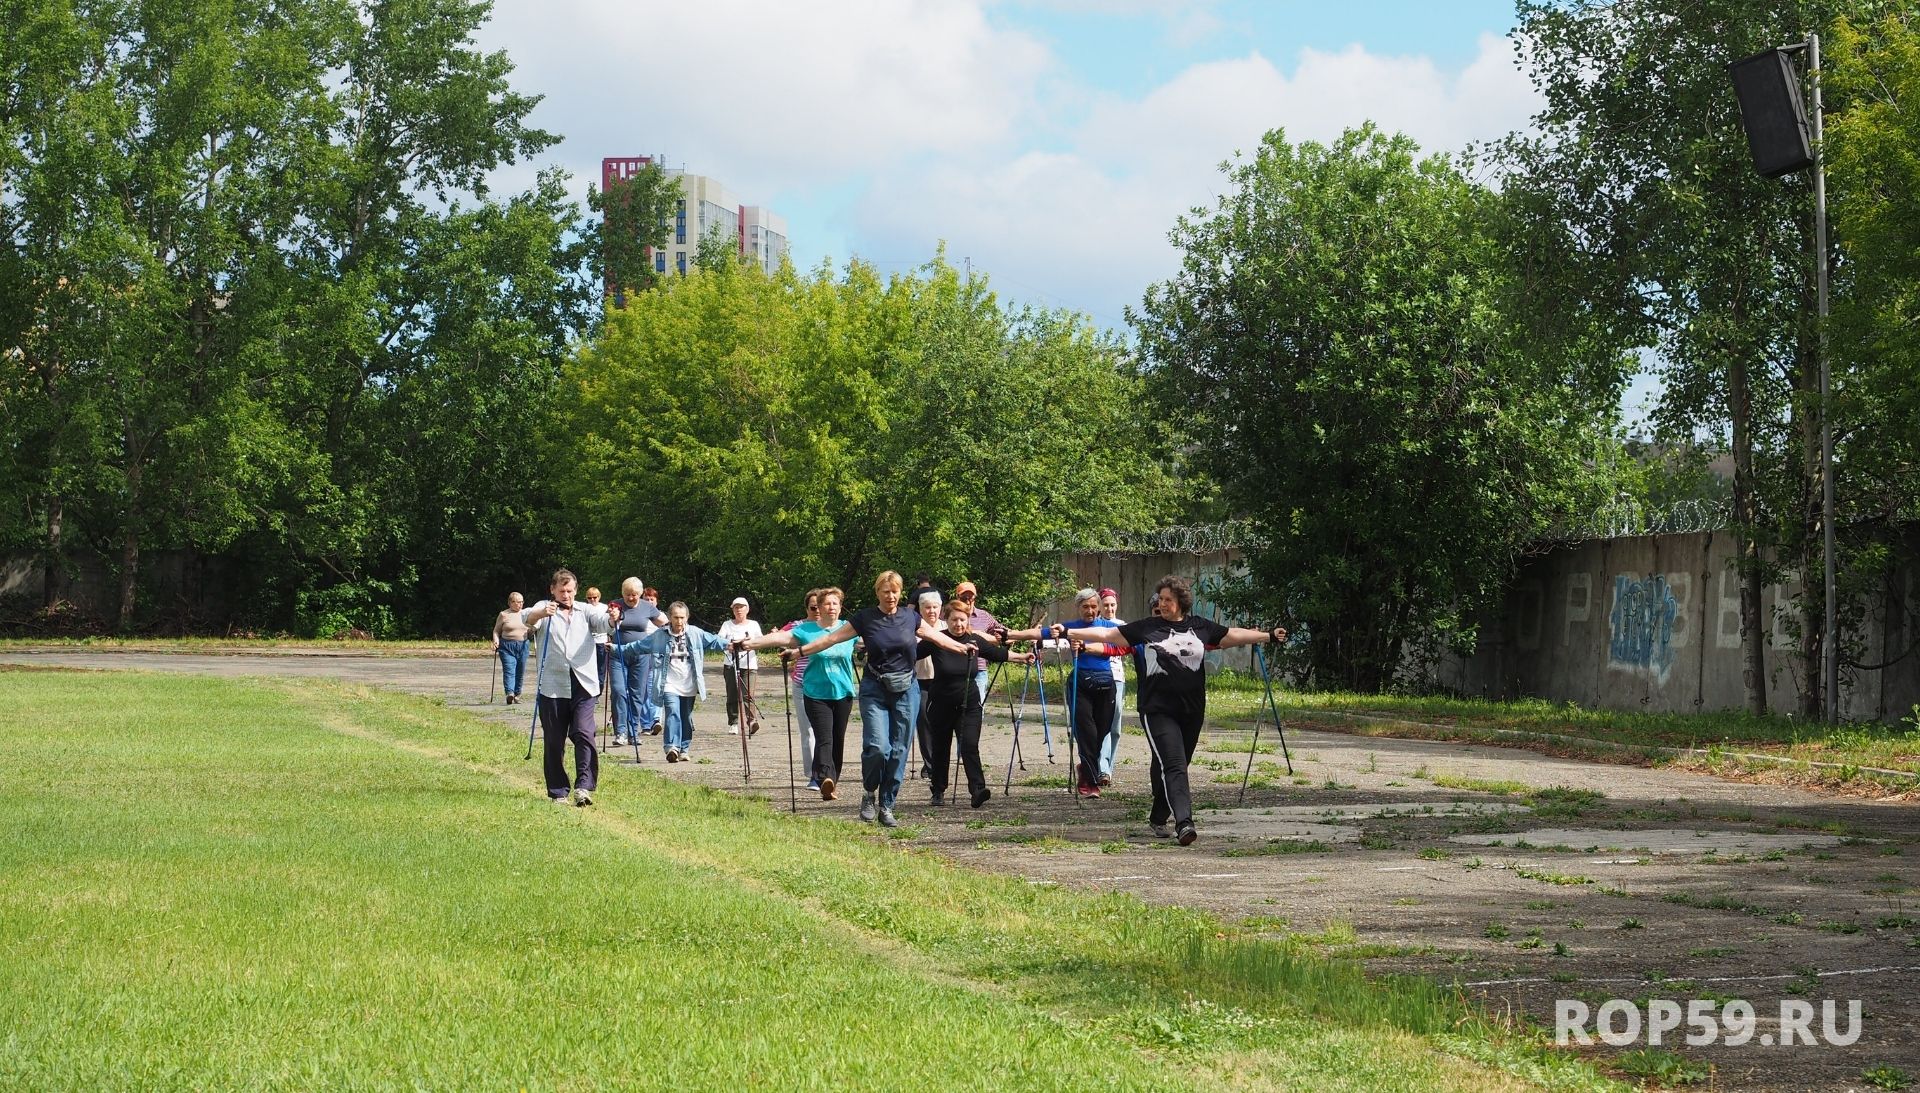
left=806, top=779, right=821, bottom=792
left=1098, top=773, right=1112, bottom=787
left=665, top=749, right=681, bottom=763
left=1149, top=821, right=1173, bottom=838
left=930, top=793, right=946, bottom=806
left=574, top=788, right=594, bottom=807
left=1176, top=822, right=1197, bottom=846
left=970, top=787, right=991, bottom=809
left=877, top=808, right=899, bottom=829
left=858, top=792, right=877, bottom=822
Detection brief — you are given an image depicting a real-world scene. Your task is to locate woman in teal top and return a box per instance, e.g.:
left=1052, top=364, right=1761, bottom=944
left=743, top=586, right=856, bottom=800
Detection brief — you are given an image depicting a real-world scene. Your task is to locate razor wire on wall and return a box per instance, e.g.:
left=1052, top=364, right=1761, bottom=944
left=1054, top=501, right=1729, bottom=558
left=1045, top=521, right=1262, bottom=557
left=1543, top=498, right=1731, bottom=546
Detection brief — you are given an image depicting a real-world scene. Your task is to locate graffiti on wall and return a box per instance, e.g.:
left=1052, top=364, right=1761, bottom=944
left=1609, top=574, right=1679, bottom=682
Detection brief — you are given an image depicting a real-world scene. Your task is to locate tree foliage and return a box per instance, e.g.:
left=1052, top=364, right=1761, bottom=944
left=1132, top=125, right=1627, bottom=690
left=1490, top=0, right=1902, bottom=715
left=1, top=0, right=594, bottom=634
left=552, top=252, right=1168, bottom=623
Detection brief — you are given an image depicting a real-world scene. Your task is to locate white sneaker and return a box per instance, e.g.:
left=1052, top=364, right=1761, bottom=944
left=728, top=723, right=740, bottom=735
left=574, top=788, right=594, bottom=807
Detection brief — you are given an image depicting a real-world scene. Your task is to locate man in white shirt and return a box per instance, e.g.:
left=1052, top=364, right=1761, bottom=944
left=521, top=568, right=616, bottom=805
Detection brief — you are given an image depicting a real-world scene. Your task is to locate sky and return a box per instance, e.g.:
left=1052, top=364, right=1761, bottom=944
left=471, top=0, right=1657, bottom=422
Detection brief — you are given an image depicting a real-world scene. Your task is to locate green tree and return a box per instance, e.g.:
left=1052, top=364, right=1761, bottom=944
left=3, top=0, right=591, bottom=634
left=1828, top=14, right=1920, bottom=526
left=552, top=252, right=1166, bottom=621
left=1491, top=0, right=1894, bottom=716
left=1131, top=125, right=1626, bottom=691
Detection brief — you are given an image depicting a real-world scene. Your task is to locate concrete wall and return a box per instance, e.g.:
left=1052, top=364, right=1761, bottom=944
left=1433, top=531, right=1920, bottom=723
left=1053, top=549, right=1254, bottom=671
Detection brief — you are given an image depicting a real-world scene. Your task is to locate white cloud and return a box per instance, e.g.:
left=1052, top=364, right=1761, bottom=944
left=847, top=32, right=1545, bottom=327
left=478, top=0, right=1052, bottom=197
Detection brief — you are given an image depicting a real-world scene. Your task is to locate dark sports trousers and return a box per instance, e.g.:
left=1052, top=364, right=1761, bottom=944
left=723, top=665, right=757, bottom=728
left=1069, top=673, right=1116, bottom=788
left=539, top=674, right=599, bottom=798
left=922, top=687, right=987, bottom=799
left=916, top=679, right=934, bottom=776
left=1139, top=709, right=1203, bottom=827
left=803, top=695, right=851, bottom=786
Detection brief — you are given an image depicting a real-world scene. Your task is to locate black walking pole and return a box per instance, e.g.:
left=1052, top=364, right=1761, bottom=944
left=781, top=652, right=798, bottom=812
left=1033, top=631, right=1056, bottom=763
left=1004, top=650, right=1034, bottom=793
left=628, top=650, right=651, bottom=764
left=729, top=657, right=752, bottom=782
left=1065, top=655, right=1084, bottom=808
left=1257, top=642, right=1293, bottom=774
left=488, top=646, right=497, bottom=705
left=524, top=616, right=554, bottom=762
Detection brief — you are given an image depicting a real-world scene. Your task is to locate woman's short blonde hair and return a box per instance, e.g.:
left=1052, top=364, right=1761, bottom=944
left=873, top=570, right=903, bottom=595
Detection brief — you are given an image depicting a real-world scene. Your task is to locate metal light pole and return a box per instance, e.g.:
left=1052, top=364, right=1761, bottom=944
left=1731, top=36, right=1838, bottom=722
left=1794, top=34, right=1838, bottom=724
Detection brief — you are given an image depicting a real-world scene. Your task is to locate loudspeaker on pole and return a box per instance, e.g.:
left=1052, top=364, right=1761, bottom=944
left=1729, top=48, right=1814, bottom=178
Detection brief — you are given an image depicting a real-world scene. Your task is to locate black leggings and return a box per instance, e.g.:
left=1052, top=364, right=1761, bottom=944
left=802, top=695, right=851, bottom=785
left=1139, top=709, right=1204, bottom=827
left=1070, top=673, right=1116, bottom=787
left=923, top=685, right=986, bottom=798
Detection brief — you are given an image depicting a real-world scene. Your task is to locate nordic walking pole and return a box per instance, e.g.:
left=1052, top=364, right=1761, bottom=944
left=1064, top=652, right=1084, bottom=808
left=729, top=657, right=752, bottom=782
left=1004, top=648, right=1037, bottom=791
left=629, top=650, right=650, bottom=764
left=781, top=651, right=798, bottom=813
left=964, top=661, right=1000, bottom=793
left=488, top=646, right=497, bottom=705
left=1256, top=642, right=1293, bottom=774
left=1237, top=649, right=1266, bottom=805
left=1033, top=634, right=1056, bottom=763
left=524, top=616, right=554, bottom=762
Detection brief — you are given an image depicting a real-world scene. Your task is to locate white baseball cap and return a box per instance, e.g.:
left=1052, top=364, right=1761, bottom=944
left=730, top=596, right=749, bottom=608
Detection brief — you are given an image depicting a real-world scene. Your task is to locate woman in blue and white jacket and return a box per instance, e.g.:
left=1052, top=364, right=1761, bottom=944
left=613, top=601, right=729, bottom=762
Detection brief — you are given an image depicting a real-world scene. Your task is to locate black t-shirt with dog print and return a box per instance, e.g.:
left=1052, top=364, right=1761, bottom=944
left=1117, top=614, right=1229, bottom=724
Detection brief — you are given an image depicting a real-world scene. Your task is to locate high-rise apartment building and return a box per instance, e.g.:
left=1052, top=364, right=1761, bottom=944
left=601, top=157, right=788, bottom=282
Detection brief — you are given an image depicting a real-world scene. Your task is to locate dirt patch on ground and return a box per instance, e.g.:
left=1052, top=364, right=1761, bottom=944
left=11, top=649, right=1915, bottom=1091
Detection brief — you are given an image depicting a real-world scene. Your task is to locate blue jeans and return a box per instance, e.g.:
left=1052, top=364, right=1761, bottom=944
left=662, top=693, right=696, bottom=755
left=1100, top=674, right=1125, bottom=777
left=613, top=653, right=659, bottom=737
left=497, top=640, right=528, bottom=697
left=859, top=672, right=916, bottom=808
left=610, top=653, right=652, bottom=739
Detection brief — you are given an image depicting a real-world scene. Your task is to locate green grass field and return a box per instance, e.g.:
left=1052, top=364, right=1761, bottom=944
left=0, top=668, right=1615, bottom=1090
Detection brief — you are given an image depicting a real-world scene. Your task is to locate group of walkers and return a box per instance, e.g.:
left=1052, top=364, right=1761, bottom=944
left=492, top=567, right=1284, bottom=846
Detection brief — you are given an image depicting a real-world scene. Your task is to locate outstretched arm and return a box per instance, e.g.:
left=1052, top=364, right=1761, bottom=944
left=917, top=623, right=970, bottom=654
left=1217, top=625, right=1288, bottom=650
left=739, top=629, right=799, bottom=652
left=797, top=621, right=857, bottom=657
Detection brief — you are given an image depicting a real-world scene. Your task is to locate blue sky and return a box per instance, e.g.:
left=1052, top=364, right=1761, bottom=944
left=476, top=1, right=1655, bottom=420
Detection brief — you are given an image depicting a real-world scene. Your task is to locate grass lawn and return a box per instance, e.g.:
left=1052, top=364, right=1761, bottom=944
left=0, top=668, right=1614, bottom=1090
left=1183, top=672, right=1920, bottom=793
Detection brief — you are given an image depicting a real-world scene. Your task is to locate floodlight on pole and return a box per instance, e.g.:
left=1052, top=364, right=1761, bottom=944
left=1729, top=36, right=1838, bottom=724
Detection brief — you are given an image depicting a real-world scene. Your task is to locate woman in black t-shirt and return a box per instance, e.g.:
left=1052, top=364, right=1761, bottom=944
left=918, top=599, right=1033, bottom=808
left=1049, top=574, right=1284, bottom=846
